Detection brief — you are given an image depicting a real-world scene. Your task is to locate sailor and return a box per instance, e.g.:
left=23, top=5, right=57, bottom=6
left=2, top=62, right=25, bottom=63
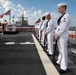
left=38, top=16, right=45, bottom=42
left=4, top=20, right=8, bottom=31
left=40, top=15, right=48, bottom=46
left=35, top=19, right=41, bottom=38
left=12, top=20, right=16, bottom=31
left=44, top=12, right=54, bottom=55
left=54, top=3, right=71, bottom=74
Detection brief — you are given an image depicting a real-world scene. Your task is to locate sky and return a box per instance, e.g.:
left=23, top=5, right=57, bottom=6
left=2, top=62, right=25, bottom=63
left=0, top=0, right=76, bottom=26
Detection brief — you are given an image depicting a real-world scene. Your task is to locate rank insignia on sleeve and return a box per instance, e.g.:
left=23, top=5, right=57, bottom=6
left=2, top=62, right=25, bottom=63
left=63, top=18, right=66, bottom=22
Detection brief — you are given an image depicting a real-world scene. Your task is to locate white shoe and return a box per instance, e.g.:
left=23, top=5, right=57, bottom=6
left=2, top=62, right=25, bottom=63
left=48, top=52, right=53, bottom=55
left=47, top=49, right=49, bottom=52
left=56, top=61, right=60, bottom=65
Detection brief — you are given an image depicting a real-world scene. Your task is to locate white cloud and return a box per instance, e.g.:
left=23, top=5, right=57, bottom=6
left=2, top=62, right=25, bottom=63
left=0, top=1, right=40, bottom=24
left=31, top=7, right=35, bottom=10
left=51, top=12, right=60, bottom=19
left=0, top=0, right=44, bottom=24
left=0, top=0, right=60, bottom=25
left=0, top=0, right=6, bottom=4
left=0, top=0, right=12, bottom=11
left=3, top=1, right=11, bottom=8
left=24, top=11, right=28, bottom=17
left=38, top=10, right=42, bottom=15
left=17, top=4, right=21, bottom=8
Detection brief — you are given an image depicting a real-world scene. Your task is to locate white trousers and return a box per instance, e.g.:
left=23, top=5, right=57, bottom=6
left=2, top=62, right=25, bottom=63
left=6, top=25, right=8, bottom=31
left=39, top=30, right=41, bottom=41
left=12, top=26, right=16, bottom=31
left=57, top=37, right=68, bottom=71
left=41, top=31, right=45, bottom=45
left=47, top=34, right=53, bottom=55
left=35, top=29, right=39, bottom=38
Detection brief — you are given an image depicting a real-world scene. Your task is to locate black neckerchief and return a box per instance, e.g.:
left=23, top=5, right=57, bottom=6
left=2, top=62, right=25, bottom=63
left=46, top=21, right=48, bottom=28
left=46, top=21, right=49, bottom=27
left=57, top=13, right=66, bottom=25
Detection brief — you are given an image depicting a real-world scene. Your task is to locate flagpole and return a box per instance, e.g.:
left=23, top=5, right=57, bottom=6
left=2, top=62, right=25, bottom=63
left=9, top=9, right=11, bottom=25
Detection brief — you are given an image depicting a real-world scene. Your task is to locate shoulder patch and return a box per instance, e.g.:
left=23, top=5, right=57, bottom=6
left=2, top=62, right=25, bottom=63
left=63, top=18, right=66, bottom=22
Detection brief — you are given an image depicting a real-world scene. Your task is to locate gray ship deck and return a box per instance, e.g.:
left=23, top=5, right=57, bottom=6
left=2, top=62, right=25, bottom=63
left=0, top=32, right=76, bottom=75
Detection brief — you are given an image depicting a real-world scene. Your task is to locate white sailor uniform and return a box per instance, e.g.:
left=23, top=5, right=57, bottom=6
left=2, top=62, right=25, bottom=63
left=12, top=22, right=16, bottom=31
left=38, top=21, right=43, bottom=41
left=46, top=19, right=54, bottom=55
left=55, top=13, right=71, bottom=70
left=40, top=20, right=48, bottom=46
left=35, top=23, right=39, bottom=38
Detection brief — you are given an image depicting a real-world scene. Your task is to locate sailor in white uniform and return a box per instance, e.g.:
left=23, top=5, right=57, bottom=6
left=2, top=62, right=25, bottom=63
left=38, top=16, right=45, bottom=42
left=44, top=12, right=54, bottom=55
left=38, top=19, right=43, bottom=41
left=54, top=3, right=71, bottom=74
left=12, top=20, right=16, bottom=31
left=40, top=16, right=48, bottom=46
left=35, top=19, right=41, bottom=38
